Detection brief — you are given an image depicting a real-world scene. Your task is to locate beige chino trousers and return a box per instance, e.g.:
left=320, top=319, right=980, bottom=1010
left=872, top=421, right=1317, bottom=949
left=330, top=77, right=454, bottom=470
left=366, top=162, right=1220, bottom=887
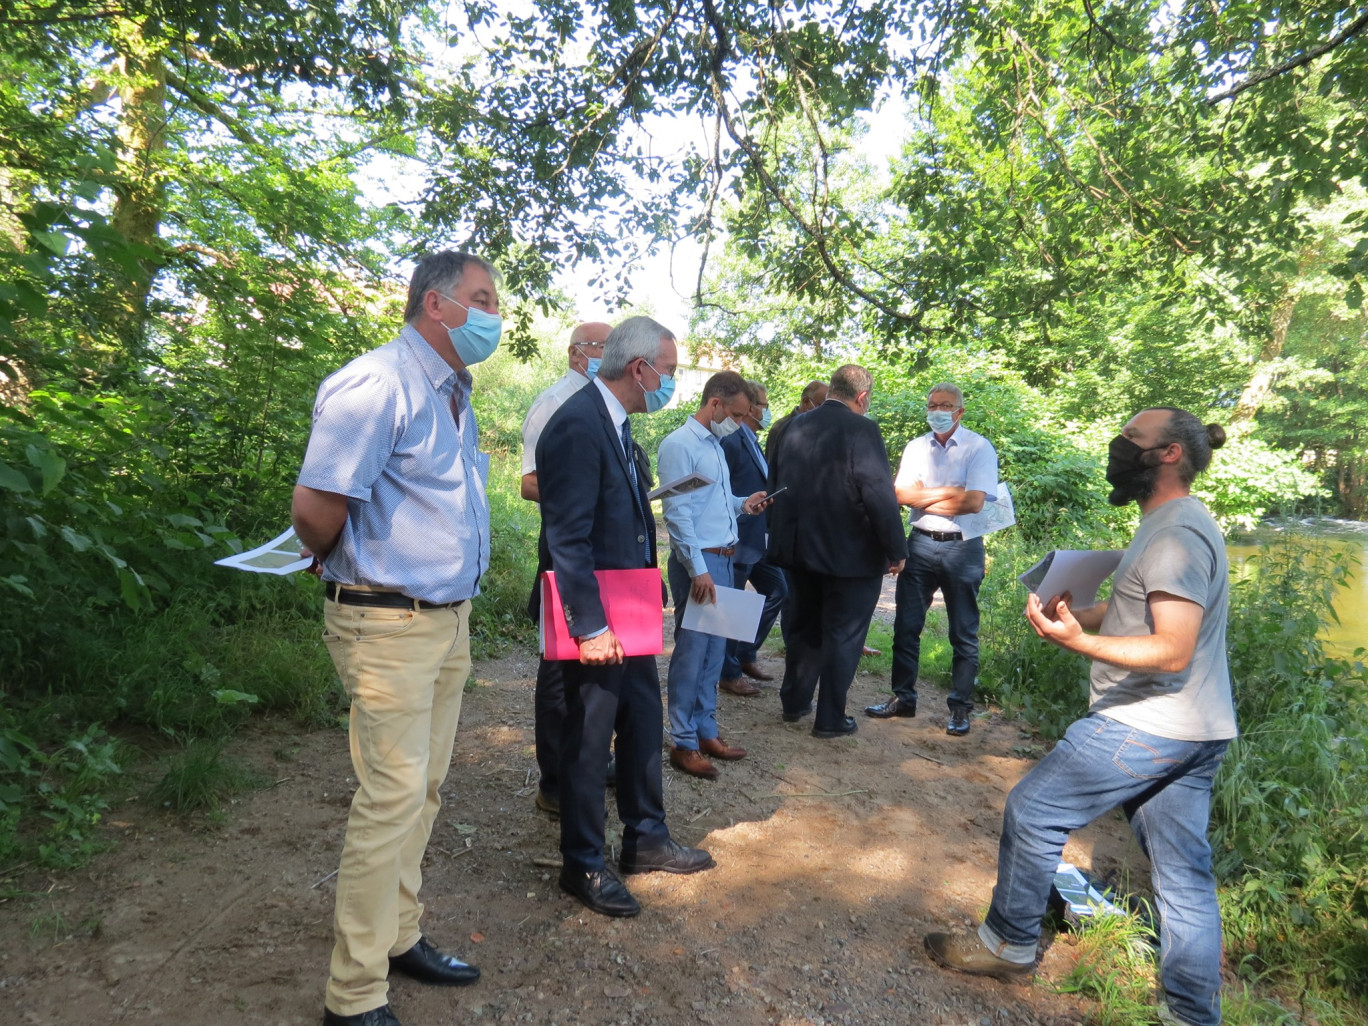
left=321, top=597, right=472, bottom=1016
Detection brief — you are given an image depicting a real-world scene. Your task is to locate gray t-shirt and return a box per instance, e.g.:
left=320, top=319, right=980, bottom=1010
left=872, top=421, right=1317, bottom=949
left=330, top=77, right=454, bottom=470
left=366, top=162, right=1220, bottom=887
left=1089, top=495, right=1237, bottom=741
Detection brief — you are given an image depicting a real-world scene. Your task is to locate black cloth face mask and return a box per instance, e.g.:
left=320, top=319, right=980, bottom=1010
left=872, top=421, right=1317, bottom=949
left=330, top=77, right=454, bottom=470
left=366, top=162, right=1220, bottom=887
left=1105, top=435, right=1165, bottom=506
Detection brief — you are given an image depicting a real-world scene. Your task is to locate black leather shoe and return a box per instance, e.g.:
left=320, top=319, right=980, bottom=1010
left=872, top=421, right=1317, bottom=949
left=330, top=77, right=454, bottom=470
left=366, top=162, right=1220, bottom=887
left=389, top=937, right=480, bottom=986
left=812, top=716, right=858, bottom=739
left=865, top=696, right=916, bottom=718
left=947, top=711, right=972, bottom=736
left=620, top=838, right=716, bottom=876
left=323, top=1004, right=401, bottom=1026
left=781, top=704, right=813, bottom=723
left=559, top=866, right=641, bottom=917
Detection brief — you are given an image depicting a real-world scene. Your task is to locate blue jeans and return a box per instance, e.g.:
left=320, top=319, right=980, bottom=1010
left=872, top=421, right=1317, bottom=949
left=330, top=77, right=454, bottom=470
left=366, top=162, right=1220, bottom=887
left=981, top=714, right=1230, bottom=1026
left=721, top=558, right=787, bottom=677
left=666, top=550, right=732, bottom=749
left=891, top=531, right=984, bottom=712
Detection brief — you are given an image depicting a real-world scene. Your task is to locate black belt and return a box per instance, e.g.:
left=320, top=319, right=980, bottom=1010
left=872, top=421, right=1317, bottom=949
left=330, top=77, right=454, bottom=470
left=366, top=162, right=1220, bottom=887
left=913, top=527, right=963, bottom=542
left=702, top=546, right=735, bottom=557
left=325, top=582, right=459, bottom=610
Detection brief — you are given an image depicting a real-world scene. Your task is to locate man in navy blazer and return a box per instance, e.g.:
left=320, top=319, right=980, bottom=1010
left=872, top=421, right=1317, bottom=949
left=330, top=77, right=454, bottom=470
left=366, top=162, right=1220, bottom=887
left=718, top=380, right=787, bottom=695
left=766, top=364, right=907, bottom=738
left=537, top=315, right=714, bottom=917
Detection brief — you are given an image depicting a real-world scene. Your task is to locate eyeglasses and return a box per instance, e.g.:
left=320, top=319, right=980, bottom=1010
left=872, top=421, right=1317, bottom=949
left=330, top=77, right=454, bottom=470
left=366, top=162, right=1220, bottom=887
left=927, top=402, right=958, bottom=412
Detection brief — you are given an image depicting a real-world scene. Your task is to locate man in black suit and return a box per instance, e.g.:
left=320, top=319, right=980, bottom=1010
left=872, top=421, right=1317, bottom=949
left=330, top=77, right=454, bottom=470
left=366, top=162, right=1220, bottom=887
left=537, top=315, right=714, bottom=918
left=766, top=364, right=906, bottom=738
left=718, top=380, right=787, bottom=695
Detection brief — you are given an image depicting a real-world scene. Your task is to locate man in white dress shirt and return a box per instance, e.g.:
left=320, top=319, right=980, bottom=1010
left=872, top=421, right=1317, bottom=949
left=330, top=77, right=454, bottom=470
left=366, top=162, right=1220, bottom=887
left=867, top=382, right=998, bottom=737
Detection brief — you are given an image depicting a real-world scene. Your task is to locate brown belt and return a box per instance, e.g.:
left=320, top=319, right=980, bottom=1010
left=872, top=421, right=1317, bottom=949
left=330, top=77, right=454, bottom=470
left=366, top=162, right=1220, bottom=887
left=702, top=546, right=736, bottom=557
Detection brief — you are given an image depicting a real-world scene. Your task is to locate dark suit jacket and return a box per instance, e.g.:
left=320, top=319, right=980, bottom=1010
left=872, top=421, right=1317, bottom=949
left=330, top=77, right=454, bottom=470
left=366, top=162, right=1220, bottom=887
left=766, top=399, right=906, bottom=578
left=720, top=426, right=769, bottom=565
left=536, top=382, right=658, bottom=637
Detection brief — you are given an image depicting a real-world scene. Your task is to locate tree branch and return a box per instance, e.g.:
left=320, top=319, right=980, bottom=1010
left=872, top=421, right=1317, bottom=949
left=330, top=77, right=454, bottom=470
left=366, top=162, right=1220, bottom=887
left=1207, top=9, right=1368, bottom=103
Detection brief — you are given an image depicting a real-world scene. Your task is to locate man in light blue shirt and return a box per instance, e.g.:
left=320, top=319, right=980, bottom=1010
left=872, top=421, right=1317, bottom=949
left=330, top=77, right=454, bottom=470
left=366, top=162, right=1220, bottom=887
left=867, top=381, right=998, bottom=737
left=293, top=250, right=497, bottom=1026
left=658, top=371, right=767, bottom=780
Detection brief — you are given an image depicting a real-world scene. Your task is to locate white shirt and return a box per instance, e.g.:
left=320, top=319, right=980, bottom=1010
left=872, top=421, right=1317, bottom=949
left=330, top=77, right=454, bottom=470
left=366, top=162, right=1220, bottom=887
left=895, top=424, right=999, bottom=535
left=520, top=368, right=590, bottom=475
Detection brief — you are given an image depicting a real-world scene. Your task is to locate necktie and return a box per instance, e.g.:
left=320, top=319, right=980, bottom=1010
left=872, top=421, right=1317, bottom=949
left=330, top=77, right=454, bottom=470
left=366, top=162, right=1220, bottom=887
left=621, top=418, right=651, bottom=563
left=621, top=418, right=637, bottom=487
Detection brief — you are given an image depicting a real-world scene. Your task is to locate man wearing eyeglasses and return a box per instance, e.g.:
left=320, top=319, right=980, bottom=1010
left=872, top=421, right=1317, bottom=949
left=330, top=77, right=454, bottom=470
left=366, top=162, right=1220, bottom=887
left=520, top=321, right=613, bottom=818
left=867, top=382, right=998, bottom=737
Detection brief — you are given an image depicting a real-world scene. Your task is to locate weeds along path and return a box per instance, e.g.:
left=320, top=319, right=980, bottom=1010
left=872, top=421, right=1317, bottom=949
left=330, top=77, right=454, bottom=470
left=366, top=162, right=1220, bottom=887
left=0, top=647, right=1139, bottom=1025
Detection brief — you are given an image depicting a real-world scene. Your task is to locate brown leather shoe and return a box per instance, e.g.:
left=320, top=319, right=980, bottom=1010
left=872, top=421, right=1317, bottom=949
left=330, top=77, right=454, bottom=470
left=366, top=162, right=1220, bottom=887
left=699, top=737, right=746, bottom=760
left=719, top=677, right=761, bottom=696
left=669, top=746, right=719, bottom=780
left=739, top=660, right=773, bottom=681
left=923, top=932, right=1034, bottom=981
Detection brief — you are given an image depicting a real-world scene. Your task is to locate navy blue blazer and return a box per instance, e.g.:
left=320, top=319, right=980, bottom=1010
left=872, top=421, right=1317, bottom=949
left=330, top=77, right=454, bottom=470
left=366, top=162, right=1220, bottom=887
left=765, top=399, right=906, bottom=578
left=536, top=382, right=659, bottom=637
left=720, top=426, right=769, bottom=565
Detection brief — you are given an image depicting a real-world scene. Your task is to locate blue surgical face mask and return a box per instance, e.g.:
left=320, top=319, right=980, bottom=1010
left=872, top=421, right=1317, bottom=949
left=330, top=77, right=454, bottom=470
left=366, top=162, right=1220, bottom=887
left=438, top=293, right=502, bottom=367
left=927, top=409, right=956, bottom=433
left=639, top=360, right=675, bottom=413
left=759, top=407, right=772, bottom=430
left=575, top=345, right=602, bottom=380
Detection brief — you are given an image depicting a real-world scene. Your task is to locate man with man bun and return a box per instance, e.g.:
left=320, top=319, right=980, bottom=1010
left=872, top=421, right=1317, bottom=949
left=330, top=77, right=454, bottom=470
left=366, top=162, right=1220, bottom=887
left=925, top=407, right=1234, bottom=1026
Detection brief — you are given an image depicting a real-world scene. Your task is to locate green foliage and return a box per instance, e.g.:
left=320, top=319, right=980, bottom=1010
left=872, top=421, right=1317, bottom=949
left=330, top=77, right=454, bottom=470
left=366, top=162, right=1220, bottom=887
left=1053, top=910, right=1160, bottom=1026
left=1212, top=543, right=1368, bottom=1002
left=0, top=718, right=121, bottom=871
left=147, top=739, right=265, bottom=817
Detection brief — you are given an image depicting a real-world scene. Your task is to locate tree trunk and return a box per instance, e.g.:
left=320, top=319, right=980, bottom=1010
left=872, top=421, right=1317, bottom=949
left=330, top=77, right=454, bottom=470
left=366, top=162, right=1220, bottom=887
left=107, top=19, right=168, bottom=345
left=1229, top=285, right=1297, bottom=428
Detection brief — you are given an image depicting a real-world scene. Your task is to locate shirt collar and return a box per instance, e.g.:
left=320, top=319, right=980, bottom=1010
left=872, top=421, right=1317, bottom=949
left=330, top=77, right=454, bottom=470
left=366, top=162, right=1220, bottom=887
left=593, top=376, right=628, bottom=432
left=684, top=416, right=721, bottom=445
left=400, top=324, right=468, bottom=396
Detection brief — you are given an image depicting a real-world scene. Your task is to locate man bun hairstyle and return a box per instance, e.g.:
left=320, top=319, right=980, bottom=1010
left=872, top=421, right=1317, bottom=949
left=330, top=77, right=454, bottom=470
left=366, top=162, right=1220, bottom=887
left=404, top=250, right=498, bottom=324
left=1154, top=407, right=1226, bottom=485
left=598, top=315, right=674, bottom=381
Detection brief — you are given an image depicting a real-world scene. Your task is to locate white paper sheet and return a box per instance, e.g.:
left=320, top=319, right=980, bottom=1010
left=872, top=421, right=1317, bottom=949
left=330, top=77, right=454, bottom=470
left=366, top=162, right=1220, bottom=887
left=679, top=583, right=765, bottom=641
left=1017, top=549, right=1124, bottom=608
left=214, top=527, right=312, bottom=575
left=958, top=482, right=1016, bottom=541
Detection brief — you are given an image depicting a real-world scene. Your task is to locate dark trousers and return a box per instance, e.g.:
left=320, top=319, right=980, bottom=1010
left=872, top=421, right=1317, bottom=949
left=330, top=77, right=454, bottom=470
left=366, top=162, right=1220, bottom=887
left=779, top=568, right=883, bottom=732
left=891, top=531, right=985, bottom=712
left=534, top=657, right=566, bottom=797
left=559, top=654, right=670, bottom=872
left=721, top=558, right=788, bottom=677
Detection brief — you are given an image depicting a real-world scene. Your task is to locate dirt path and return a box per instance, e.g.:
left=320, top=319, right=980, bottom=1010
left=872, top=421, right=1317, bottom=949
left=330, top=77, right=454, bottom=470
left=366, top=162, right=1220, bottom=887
left=0, top=644, right=1142, bottom=1026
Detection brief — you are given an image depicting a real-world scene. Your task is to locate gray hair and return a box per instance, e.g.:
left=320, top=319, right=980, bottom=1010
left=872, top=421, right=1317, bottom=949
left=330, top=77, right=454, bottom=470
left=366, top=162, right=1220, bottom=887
left=829, top=364, right=873, bottom=402
left=403, top=251, right=499, bottom=323
left=928, top=381, right=964, bottom=408
left=599, top=316, right=674, bottom=380
left=1152, top=407, right=1227, bottom=485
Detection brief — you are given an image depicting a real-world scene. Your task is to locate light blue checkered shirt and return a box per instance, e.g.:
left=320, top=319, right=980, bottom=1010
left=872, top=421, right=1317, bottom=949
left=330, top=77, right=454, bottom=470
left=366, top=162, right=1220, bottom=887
left=297, top=325, right=491, bottom=604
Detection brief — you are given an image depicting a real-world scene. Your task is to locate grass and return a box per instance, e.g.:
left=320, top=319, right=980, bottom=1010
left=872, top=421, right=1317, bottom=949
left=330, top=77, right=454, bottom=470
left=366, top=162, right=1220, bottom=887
left=1052, top=910, right=1159, bottom=1026
left=146, top=739, right=266, bottom=818
left=860, top=614, right=951, bottom=684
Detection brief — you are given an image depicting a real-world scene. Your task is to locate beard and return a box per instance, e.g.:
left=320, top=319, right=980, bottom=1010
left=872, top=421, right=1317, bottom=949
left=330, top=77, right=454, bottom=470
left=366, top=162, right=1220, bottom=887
left=1107, top=465, right=1160, bottom=506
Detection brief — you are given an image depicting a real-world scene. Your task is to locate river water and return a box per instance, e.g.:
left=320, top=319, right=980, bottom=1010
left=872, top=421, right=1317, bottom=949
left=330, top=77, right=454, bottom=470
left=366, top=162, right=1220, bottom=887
left=1229, top=518, right=1367, bottom=660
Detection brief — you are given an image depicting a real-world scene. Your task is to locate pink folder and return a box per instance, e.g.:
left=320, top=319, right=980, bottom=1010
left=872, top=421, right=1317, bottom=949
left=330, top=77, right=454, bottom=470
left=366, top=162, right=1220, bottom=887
left=540, top=568, right=665, bottom=660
